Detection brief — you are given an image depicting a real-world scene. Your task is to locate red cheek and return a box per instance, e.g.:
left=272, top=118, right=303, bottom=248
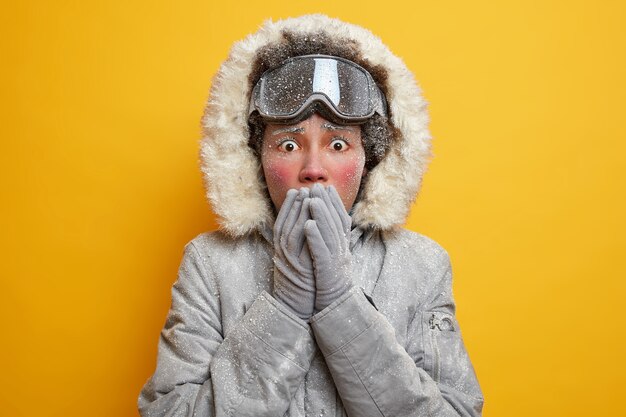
left=263, top=160, right=298, bottom=191
left=331, top=158, right=364, bottom=189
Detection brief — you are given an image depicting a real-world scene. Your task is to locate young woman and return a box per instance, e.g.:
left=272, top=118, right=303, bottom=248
left=139, top=14, right=483, bottom=417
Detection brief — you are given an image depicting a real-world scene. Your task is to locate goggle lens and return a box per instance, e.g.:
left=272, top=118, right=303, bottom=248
left=251, top=55, right=384, bottom=123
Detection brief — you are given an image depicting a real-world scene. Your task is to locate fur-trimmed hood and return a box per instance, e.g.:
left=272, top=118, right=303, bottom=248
left=200, top=14, right=432, bottom=236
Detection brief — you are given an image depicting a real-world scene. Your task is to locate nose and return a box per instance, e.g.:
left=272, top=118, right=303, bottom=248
left=299, top=149, right=328, bottom=184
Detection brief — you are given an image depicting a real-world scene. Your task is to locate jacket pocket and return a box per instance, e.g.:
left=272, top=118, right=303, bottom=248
left=422, top=311, right=481, bottom=397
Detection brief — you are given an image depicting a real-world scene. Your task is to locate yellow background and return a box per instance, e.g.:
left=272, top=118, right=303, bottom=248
left=1, top=1, right=624, bottom=416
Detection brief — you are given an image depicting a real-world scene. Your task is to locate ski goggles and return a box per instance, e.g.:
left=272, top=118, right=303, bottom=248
left=248, top=54, right=388, bottom=124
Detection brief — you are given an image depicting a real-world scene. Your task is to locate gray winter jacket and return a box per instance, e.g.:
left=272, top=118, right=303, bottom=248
left=139, top=14, right=483, bottom=417
left=138, top=226, right=483, bottom=416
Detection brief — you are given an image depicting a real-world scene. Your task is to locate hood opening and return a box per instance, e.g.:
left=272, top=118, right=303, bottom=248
left=200, top=14, right=432, bottom=236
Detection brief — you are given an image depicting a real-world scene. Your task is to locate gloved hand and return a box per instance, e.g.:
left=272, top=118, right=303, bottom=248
left=306, top=184, right=354, bottom=313
left=272, top=188, right=316, bottom=320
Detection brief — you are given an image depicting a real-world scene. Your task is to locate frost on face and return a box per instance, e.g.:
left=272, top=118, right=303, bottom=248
left=259, top=114, right=365, bottom=211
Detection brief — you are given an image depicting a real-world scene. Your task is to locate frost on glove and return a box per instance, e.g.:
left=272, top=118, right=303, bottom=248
left=306, top=184, right=354, bottom=313
left=272, top=188, right=316, bottom=320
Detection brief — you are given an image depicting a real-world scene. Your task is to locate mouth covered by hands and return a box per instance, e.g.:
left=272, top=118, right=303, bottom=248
left=272, top=184, right=354, bottom=320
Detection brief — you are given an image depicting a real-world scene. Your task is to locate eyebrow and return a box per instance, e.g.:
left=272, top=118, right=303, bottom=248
left=271, top=127, right=305, bottom=136
left=271, top=123, right=356, bottom=136
left=272, top=123, right=354, bottom=136
left=321, top=122, right=356, bottom=133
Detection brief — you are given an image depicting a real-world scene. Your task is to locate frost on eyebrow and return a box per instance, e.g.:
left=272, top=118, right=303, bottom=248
left=271, top=126, right=305, bottom=136
left=321, top=122, right=356, bottom=133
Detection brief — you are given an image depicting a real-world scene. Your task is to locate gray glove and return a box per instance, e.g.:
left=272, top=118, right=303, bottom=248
left=306, top=184, right=353, bottom=313
left=272, top=188, right=316, bottom=320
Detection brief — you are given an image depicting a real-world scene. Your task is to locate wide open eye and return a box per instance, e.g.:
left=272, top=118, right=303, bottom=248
left=330, top=138, right=349, bottom=151
left=278, top=140, right=300, bottom=152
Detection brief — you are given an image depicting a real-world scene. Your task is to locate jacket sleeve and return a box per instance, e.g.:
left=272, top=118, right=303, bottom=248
left=138, top=242, right=317, bottom=417
left=309, top=251, right=484, bottom=417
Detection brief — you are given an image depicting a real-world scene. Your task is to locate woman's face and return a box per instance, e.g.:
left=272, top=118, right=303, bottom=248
left=261, top=113, right=366, bottom=211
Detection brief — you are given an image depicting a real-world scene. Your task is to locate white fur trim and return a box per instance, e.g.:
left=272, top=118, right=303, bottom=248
left=200, top=14, right=431, bottom=236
